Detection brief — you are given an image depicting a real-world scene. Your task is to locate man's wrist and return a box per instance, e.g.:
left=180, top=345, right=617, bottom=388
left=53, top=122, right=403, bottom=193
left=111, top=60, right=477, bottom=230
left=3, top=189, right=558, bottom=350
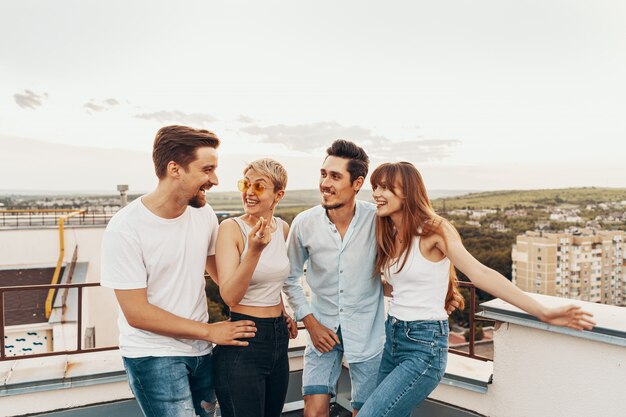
left=301, top=314, right=317, bottom=328
left=202, top=322, right=216, bottom=343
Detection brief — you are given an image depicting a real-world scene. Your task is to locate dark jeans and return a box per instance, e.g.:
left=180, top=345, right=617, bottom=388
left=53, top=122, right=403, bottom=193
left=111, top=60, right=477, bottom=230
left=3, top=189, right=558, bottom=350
left=213, top=312, right=290, bottom=417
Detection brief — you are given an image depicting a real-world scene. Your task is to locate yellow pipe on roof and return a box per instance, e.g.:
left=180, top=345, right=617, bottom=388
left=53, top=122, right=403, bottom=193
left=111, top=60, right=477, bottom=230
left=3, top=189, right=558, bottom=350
left=44, top=210, right=86, bottom=319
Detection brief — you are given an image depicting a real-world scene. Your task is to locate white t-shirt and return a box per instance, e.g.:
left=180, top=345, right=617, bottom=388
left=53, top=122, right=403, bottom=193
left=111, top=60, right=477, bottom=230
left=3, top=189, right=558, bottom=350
left=100, top=197, right=218, bottom=358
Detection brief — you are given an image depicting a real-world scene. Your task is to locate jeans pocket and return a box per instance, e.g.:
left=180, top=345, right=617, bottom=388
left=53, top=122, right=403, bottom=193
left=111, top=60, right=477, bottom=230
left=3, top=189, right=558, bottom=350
left=404, top=328, right=435, bottom=347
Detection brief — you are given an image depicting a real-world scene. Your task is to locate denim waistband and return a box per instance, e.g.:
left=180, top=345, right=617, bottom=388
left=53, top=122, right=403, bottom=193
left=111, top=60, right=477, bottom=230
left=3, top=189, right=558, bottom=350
left=388, top=315, right=448, bottom=334
left=230, top=311, right=285, bottom=325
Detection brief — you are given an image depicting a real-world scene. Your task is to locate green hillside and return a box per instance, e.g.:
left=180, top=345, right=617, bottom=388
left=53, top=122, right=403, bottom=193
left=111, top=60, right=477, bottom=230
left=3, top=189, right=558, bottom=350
left=432, top=187, right=626, bottom=210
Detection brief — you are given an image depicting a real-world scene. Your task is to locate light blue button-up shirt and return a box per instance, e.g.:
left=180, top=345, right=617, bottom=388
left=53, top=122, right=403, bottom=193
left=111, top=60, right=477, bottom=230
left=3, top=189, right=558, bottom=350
left=283, top=200, right=385, bottom=363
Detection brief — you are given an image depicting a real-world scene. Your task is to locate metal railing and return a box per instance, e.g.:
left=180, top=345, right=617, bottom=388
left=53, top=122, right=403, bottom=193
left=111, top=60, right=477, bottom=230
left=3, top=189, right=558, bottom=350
left=448, top=281, right=492, bottom=361
left=0, top=282, right=118, bottom=361
left=0, top=209, right=116, bottom=228
left=1, top=281, right=491, bottom=362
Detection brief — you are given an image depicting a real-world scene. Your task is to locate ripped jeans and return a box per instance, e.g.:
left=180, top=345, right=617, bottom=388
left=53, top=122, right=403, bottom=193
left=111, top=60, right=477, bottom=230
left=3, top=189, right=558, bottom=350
left=123, top=354, right=217, bottom=417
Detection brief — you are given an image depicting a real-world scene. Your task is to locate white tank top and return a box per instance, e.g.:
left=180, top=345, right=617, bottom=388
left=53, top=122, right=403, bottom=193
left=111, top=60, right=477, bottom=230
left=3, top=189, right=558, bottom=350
left=232, top=217, right=290, bottom=307
left=387, top=236, right=450, bottom=321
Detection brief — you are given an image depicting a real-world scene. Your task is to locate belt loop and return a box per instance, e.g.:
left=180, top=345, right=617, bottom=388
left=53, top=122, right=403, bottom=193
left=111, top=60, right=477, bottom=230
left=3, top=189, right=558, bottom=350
left=439, top=320, right=446, bottom=334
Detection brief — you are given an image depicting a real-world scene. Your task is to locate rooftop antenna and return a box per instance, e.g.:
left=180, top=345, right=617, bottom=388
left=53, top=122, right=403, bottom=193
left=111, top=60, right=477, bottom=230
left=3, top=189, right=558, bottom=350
left=117, top=184, right=129, bottom=207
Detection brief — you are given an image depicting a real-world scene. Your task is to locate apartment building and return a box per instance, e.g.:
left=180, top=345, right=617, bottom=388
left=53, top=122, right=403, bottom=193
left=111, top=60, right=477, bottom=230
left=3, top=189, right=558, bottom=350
left=512, top=229, right=625, bottom=305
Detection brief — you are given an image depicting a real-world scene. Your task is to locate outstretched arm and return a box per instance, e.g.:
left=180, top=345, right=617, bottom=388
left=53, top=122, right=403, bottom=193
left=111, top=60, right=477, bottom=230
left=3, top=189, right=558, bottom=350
left=438, top=223, right=595, bottom=330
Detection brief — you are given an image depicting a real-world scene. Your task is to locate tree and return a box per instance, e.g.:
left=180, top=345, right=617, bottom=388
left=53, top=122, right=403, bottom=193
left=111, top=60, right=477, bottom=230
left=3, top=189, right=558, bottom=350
left=464, top=323, right=484, bottom=342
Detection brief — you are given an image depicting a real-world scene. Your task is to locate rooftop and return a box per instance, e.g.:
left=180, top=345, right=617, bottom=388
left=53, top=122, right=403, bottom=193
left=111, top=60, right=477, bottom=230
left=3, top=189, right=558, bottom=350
left=1, top=217, right=625, bottom=417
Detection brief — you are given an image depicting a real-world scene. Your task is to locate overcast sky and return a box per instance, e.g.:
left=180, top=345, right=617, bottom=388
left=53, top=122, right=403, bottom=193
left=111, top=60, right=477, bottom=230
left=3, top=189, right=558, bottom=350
left=2, top=0, right=625, bottom=193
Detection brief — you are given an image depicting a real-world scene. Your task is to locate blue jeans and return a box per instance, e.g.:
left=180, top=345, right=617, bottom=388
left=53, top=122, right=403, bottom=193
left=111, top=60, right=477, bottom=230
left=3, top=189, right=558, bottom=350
left=123, top=354, right=217, bottom=417
left=213, top=312, right=289, bottom=417
left=357, top=316, right=449, bottom=417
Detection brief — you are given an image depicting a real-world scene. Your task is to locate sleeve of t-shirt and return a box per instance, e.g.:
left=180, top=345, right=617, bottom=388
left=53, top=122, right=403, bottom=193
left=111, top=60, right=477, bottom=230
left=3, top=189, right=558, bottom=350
left=100, top=229, right=148, bottom=290
left=207, top=209, right=219, bottom=257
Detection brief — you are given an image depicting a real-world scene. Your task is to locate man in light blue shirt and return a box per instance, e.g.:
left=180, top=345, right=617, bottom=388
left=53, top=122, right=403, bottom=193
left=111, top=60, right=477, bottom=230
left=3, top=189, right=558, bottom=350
left=283, top=140, right=385, bottom=416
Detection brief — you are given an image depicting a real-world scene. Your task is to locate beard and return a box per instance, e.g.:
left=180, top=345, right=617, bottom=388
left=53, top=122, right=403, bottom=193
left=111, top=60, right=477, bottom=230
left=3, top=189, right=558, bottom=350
left=188, top=192, right=206, bottom=208
left=322, top=202, right=344, bottom=210
left=320, top=187, right=343, bottom=210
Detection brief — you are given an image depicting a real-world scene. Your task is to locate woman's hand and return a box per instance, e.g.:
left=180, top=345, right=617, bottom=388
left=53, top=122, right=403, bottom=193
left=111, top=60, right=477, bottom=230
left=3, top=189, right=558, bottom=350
left=248, top=216, right=271, bottom=253
left=539, top=304, right=596, bottom=331
left=445, top=285, right=465, bottom=314
left=284, top=312, right=299, bottom=339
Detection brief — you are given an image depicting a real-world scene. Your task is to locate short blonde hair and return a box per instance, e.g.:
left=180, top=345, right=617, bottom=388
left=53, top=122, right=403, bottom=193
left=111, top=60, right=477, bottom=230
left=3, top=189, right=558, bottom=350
left=243, top=158, right=288, bottom=191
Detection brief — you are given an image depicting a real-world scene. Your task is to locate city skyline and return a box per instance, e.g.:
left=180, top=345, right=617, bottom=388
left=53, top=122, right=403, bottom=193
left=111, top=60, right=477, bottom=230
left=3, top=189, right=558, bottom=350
left=2, top=1, right=625, bottom=192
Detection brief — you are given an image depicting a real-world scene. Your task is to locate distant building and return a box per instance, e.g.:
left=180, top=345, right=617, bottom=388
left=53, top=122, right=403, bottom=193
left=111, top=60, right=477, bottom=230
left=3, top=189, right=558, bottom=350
left=470, top=209, right=497, bottom=220
left=504, top=209, right=527, bottom=218
left=535, top=221, right=551, bottom=230
left=489, top=221, right=509, bottom=233
left=512, top=229, right=626, bottom=306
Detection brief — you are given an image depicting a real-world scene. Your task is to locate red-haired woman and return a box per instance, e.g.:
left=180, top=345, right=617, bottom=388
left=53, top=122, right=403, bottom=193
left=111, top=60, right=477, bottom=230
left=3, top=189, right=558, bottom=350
left=357, top=161, right=595, bottom=417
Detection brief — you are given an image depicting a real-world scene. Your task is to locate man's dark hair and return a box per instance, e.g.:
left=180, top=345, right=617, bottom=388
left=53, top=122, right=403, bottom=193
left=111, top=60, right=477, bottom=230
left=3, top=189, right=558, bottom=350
left=152, top=125, right=220, bottom=179
left=325, top=139, right=369, bottom=183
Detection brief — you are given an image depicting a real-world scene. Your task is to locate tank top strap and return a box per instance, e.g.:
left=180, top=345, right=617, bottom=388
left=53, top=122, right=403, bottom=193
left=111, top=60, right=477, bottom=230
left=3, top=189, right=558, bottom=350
left=231, top=216, right=285, bottom=250
left=231, top=217, right=249, bottom=251
left=275, top=217, right=287, bottom=240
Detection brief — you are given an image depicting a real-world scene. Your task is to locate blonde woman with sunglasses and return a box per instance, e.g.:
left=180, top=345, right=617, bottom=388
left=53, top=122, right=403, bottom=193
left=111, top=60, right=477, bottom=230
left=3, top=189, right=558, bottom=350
left=213, top=158, right=298, bottom=417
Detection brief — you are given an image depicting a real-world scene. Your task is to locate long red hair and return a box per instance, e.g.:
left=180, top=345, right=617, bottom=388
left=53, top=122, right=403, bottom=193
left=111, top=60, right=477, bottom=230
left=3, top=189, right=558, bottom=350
left=370, top=162, right=463, bottom=309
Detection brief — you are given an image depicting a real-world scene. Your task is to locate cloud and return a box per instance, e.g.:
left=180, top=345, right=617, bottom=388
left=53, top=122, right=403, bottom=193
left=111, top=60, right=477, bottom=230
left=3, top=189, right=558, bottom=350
left=237, top=114, right=257, bottom=124
left=13, top=90, right=48, bottom=109
left=240, top=121, right=388, bottom=152
left=135, top=110, right=217, bottom=126
left=84, top=102, right=107, bottom=112
left=240, top=121, right=460, bottom=161
left=368, top=139, right=461, bottom=161
left=83, top=98, right=122, bottom=113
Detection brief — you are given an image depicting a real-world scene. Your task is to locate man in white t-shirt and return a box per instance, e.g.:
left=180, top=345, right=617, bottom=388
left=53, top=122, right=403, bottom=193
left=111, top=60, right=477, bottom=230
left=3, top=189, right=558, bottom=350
left=101, top=125, right=257, bottom=417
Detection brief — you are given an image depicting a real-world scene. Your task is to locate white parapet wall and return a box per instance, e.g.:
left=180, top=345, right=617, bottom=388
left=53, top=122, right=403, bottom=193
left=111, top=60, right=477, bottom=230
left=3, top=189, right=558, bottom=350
left=430, top=293, right=626, bottom=417
left=0, top=351, right=133, bottom=417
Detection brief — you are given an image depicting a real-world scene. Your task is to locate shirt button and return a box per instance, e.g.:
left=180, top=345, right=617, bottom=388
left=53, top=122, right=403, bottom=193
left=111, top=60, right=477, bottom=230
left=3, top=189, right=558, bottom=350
left=340, top=309, right=343, bottom=312
left=333, top=229, right=337, bottom=233
left=340, top=290, right=344, bottom=293
left=340, top=270, right=343, bottom=273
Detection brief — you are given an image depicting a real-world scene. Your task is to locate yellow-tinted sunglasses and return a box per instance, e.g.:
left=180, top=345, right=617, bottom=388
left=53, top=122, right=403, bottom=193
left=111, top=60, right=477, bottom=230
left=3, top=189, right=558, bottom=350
left=237, top=179, right=268, bottom=196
